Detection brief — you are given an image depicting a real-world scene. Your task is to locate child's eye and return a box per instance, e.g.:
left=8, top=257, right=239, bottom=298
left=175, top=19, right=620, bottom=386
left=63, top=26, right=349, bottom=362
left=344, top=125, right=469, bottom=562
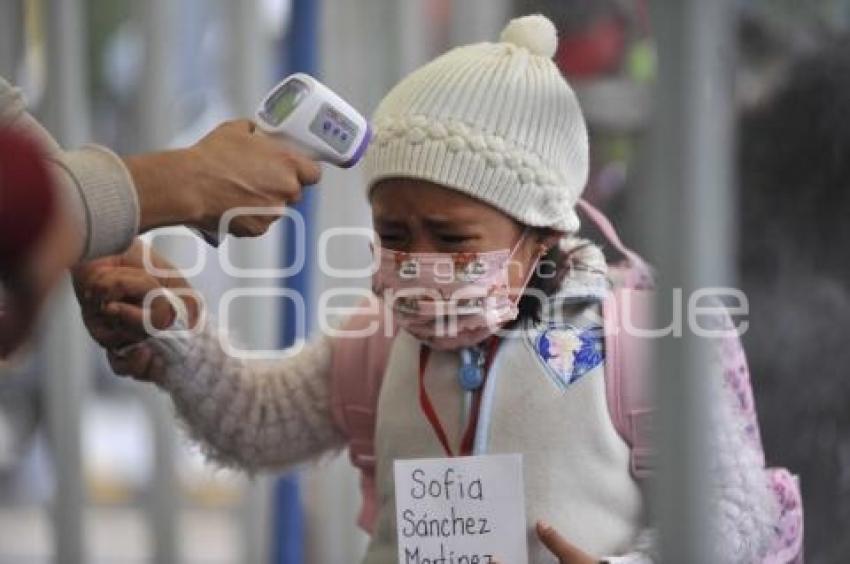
left=378, top=232, right=406, bottom=247
left=439, top=234, right=473, bottom=244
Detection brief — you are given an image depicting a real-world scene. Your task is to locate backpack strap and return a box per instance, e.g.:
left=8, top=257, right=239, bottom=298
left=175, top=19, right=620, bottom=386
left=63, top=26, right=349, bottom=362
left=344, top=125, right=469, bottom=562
left=577, top=199, right=655, bottom=479
left=329, top=297, right=397, bottom=532
left=602, top=285, right=655, bottom=479
left=576, top=199, right=653, bottom=289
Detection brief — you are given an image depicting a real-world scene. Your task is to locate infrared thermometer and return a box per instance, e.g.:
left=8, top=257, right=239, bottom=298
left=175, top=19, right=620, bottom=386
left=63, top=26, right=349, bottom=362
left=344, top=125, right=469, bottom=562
left=256, top=73, right=371, bottom=167
left=201, top=73, right=371, bottom=246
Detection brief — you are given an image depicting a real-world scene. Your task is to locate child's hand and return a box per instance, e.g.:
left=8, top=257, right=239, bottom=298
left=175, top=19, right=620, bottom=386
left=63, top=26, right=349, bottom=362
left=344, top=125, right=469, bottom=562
left=72, top=239, right=199, bottom=382
left=492, top=521, right=600, bottom=564
left=535, top=520, right=600, bottom=564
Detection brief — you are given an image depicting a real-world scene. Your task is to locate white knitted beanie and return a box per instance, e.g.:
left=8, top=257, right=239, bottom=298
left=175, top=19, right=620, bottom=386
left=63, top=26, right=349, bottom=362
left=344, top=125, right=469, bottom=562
left=364, top=14, right=588, bottom=233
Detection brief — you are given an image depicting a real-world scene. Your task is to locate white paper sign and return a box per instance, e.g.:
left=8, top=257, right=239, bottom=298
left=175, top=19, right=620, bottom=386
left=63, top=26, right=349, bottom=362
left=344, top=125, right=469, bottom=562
left=394, top=454, right=528, bottom=564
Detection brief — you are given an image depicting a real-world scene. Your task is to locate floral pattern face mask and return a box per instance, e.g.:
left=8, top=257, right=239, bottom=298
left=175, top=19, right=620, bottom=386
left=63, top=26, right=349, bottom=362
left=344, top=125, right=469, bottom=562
left=371, top=231, right=537, bottom=350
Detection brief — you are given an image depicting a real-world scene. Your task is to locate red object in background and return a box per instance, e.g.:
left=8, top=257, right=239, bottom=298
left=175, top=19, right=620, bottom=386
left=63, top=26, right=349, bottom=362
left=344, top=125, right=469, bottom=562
left=0, top=128, right=56, bottom=278
left=556, top=16, right=627, bottom=78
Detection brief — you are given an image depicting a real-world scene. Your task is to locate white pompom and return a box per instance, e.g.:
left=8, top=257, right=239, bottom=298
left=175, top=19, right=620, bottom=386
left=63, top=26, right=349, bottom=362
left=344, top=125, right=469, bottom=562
left=499, top=14, right=558, bottom=58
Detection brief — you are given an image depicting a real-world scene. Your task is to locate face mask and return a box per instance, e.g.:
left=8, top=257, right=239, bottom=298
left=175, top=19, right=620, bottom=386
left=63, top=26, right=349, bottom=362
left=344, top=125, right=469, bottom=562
left=372, top=231, right=537, bottom=350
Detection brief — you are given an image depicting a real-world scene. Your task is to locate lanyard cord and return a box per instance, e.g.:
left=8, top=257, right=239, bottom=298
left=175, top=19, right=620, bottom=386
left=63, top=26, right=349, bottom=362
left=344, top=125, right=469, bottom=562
left=418, top=338, right=501, bottom=457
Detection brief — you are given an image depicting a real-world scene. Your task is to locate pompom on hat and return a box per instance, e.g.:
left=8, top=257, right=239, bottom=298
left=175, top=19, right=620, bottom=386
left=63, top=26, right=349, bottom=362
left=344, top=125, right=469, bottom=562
left=364, top=14, right=588, bottom=233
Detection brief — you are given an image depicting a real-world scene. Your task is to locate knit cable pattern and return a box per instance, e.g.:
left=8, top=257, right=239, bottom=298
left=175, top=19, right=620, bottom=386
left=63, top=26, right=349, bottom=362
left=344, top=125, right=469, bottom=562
left=372, top=115, right=564, bottom=190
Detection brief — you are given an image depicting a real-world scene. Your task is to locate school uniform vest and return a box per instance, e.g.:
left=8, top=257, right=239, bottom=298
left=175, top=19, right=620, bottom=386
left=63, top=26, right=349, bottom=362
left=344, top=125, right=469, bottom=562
left=361, top=304, right=646, bottom=564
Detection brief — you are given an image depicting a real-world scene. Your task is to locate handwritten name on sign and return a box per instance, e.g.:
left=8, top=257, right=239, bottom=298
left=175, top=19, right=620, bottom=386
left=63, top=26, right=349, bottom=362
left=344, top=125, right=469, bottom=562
left=394, top=454, right=528, bottom=564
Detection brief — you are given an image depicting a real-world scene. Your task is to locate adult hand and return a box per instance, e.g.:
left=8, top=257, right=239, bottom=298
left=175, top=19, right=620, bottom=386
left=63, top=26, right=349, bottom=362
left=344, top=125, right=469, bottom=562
left=72, top=239, right=199, bottom=383
left=127, top=119, right=322, bottom=237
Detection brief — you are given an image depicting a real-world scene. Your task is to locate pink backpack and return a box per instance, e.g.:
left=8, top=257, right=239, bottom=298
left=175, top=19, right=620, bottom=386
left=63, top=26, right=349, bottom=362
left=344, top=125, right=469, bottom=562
left=328, top=201, right=803, bottom=562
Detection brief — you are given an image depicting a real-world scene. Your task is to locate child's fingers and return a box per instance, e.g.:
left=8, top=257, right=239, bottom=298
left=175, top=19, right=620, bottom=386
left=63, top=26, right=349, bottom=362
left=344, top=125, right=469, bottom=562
left=108, top=345, right=153, bottom=379
left=536, top=520, right=597, bottom=564
left=108, top=345, right=167, bottom=385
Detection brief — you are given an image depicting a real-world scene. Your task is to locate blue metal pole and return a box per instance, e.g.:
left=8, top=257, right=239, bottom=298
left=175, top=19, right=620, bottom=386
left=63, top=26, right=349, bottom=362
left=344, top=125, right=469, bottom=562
left=280, top=0, right=319, bottom=345
left=273, top=1, right=320, bottom=563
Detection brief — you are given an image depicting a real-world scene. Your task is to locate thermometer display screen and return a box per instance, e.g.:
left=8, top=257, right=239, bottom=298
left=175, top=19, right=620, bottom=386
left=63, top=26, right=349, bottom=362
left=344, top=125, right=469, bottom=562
left=262, top=79, right=309, bottom=126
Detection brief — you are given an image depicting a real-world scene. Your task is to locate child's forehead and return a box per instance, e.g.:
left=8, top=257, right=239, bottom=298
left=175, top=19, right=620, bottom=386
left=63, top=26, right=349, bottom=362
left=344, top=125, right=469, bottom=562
left=371, top=177, right=464, bottom=199
left=370, top=178, right=509, bottom=222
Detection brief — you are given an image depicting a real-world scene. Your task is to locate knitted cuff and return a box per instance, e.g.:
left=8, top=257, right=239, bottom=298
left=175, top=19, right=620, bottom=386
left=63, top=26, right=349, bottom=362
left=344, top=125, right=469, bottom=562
left=56, top=145, right=139, bottom=259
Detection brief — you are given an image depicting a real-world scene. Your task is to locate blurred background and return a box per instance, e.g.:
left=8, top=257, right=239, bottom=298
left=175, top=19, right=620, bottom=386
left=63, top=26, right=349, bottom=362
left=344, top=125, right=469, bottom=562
left=1, top=0, right=849, bottom=562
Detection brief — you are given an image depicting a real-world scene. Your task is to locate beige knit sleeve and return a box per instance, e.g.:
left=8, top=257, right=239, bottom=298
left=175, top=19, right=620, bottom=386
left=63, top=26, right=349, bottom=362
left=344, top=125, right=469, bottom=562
left=150, top=322, right=347, bottom=473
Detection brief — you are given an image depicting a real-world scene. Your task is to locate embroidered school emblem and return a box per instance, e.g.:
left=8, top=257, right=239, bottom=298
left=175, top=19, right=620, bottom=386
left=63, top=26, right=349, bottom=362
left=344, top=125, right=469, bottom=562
left=535, top=325, right=605, bottom=388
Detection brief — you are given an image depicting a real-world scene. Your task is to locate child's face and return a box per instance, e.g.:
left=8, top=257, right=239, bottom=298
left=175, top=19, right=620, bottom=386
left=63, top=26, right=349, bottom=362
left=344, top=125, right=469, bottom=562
left=371, top=178, right=558, bottom=290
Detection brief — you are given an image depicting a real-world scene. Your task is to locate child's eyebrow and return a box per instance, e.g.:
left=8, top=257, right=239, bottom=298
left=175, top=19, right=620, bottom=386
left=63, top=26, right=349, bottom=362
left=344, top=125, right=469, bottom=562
left=422, top=216, right=478, bottom=229
left=374, top=214, right=481, bottom=230
left=374, top=218, right=408, bottom=229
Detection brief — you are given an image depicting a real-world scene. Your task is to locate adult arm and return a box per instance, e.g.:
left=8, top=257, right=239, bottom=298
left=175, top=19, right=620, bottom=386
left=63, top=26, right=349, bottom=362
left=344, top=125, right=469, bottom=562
left=0, top=77, right=321, bottom=261
left=1, top=76, right=137, bottom=260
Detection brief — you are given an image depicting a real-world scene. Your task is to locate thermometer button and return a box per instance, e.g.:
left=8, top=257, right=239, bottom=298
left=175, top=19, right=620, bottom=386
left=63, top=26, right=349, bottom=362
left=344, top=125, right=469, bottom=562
left=310, top=103, right=358, bottom=154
